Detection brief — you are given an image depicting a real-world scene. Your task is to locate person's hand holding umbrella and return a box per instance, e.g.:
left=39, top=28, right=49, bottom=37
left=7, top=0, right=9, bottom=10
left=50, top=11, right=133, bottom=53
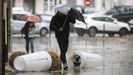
left=58, top=27, right=63, bottom=31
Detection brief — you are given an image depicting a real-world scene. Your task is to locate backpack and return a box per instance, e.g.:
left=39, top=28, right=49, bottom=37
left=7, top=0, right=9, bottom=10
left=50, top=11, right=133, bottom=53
left=20, top=26, right=26, bottom=34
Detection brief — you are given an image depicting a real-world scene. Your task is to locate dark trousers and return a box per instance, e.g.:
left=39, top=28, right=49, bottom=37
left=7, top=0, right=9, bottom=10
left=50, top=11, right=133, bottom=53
left=56, top=33, right=69, bottom=64
left=25, top=37, right=34, bottom=53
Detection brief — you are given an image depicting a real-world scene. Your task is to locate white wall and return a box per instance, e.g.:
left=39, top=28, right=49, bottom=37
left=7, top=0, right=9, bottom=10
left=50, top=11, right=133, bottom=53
left=121, top=0, right=133, bottom=5
left=62, top=0, right=67, bottom=4
left=14, top=0, right=23, bottom=7
left=35, top=0, right=44, bottom=14
left=113, top=0, right=133, bottom=5
left=95, top=0, right=103, bottom=11
left=76, top=0, right=84, bottom=6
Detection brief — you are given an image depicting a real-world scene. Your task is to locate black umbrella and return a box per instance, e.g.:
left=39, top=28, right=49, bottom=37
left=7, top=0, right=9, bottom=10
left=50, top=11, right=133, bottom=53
left=68, top=8, right=86, bottom=24
left=62, top=8, right=86, bottom=28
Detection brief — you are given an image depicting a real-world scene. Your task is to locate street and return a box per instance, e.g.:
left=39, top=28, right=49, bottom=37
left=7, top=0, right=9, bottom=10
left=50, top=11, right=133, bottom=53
left=6, top=32, right=133, bottom=75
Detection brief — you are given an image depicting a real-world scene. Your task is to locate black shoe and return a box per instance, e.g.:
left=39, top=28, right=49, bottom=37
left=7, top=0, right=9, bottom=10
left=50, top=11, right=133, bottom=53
left=63, top=64, right=68, bottom=70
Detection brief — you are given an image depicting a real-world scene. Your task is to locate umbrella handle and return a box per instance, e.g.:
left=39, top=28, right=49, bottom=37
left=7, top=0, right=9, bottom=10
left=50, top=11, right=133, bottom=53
left=62, top=15, right=69, bottom=29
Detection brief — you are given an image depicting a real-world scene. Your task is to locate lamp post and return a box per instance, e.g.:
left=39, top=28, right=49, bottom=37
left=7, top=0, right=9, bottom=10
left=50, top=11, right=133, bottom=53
left=0, top=0, right=3, bottom=74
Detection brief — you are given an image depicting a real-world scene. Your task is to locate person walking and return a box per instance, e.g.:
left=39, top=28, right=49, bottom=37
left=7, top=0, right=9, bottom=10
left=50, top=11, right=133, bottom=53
left=50, top=11, right=75, bottom=70
left=21, top=21, right=36, bottom=53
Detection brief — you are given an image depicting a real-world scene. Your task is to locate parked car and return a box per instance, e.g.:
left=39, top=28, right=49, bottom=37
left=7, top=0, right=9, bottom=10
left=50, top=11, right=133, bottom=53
left=37, top=14, right=53, bottom=22
left=128, top=20, right=133, bottom=34
left=85, top=7, right=105, bottom=15
left=11, top=7, right=49, bottom=36
left=74, top=14, right=130, bottom=37
left=105, top=5, right=133, bottom=24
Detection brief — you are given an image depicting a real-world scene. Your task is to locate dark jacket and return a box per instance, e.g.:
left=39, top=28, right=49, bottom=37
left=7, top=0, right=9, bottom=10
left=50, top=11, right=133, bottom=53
left=50, top=12, right=75, bottom=36
left=21, top=22, right=35, bottom=38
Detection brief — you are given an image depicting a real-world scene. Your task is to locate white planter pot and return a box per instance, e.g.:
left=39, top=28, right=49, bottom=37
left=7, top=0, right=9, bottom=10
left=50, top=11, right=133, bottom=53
left=14, top=51, right=52, bottom=71
left=68, top=51, right=102, bottom=68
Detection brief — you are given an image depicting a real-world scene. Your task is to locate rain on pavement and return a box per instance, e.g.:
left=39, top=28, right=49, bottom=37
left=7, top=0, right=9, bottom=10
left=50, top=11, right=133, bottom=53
left=6, top=33, right=133, bottom=75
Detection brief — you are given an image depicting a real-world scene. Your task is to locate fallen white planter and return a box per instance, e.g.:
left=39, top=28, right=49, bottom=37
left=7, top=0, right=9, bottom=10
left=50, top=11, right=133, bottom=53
left=68, top=51, right=102, bottom=68
left=13, top=51, right=52, bottom=71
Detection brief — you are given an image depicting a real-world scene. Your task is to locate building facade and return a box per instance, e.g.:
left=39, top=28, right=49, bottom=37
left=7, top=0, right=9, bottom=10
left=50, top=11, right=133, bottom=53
left=12, top=0, right=133, bottom=14
left=104, top=0, right=133, bottom=11
left=12, top=0, right=67, bottom=14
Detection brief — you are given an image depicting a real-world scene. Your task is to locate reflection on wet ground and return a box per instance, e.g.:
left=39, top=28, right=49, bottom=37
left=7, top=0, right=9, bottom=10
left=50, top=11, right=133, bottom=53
left=6, top=33, right=133, bottom=75
left=6, top=68, right=133, bottom=75
left=6, top=68, right=103, bottom=75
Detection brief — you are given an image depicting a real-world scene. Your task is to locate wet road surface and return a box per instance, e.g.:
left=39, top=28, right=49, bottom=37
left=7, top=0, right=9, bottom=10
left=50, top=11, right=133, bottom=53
left=6, top=33, right=133, bottom=75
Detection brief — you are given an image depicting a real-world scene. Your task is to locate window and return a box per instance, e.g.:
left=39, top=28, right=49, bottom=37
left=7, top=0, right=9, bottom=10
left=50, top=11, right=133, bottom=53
left=13, top=14, right=25, bottom=20
left=89, top=0, right=95, bottom=7
left=104, top=17, right=114, bottom=22
left=44, top=0, right=54, bottom=13
left=24, top=0, right=35, bottom=13
left=92, top=17, right=114, bottom=22
left=128, top=7, right=133, bottom=12
left=92, top=17, right=105, bottom=21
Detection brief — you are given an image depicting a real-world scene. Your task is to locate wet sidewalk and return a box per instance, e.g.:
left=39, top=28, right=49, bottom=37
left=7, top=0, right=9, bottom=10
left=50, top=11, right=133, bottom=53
left=6, top=33, right=133, bottom=75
